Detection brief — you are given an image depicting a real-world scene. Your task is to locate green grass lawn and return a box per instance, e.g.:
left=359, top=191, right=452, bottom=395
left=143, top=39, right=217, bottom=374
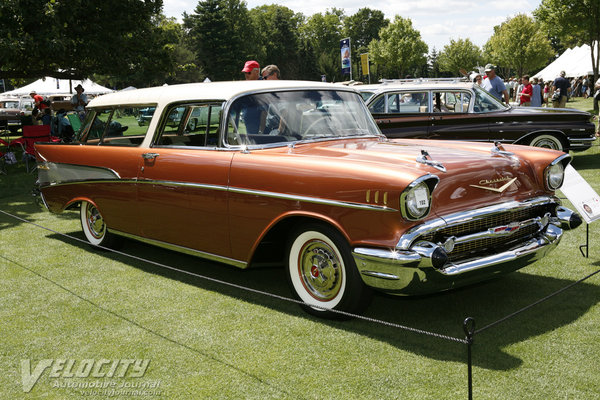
left=1, top=128, right=599, bottom=398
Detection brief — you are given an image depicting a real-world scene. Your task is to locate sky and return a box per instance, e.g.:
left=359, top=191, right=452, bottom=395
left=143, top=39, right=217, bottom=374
left=161, top=0, right=541, bottom=51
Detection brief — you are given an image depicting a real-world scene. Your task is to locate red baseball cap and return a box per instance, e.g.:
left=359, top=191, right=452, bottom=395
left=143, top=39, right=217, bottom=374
left=242, top=60, right=260, bottom=73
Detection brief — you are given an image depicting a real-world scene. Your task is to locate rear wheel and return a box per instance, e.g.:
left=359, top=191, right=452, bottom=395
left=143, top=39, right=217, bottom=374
left=80, top=201, right=119, bottom=248
left=529, top=134, right=564, bottom=151
left=286, top=223, right=371, bottom=319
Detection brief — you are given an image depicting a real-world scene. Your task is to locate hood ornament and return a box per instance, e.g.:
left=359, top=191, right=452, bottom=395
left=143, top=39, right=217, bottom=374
left=417, top=150, right=446, bottom=172
left=470, top=176, right=517, bottom=193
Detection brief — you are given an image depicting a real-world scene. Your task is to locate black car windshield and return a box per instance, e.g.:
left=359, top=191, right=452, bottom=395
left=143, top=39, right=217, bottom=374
left=473, top=85, right=509, bottom=113
left=226, top=90, right=380, bottom=146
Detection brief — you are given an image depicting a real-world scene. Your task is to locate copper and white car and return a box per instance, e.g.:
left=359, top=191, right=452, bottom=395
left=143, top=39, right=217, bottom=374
left=35, top=81, right=581, bottom=318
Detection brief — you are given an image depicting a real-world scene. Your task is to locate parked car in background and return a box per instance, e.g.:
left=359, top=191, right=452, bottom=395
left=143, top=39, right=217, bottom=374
left=0, top=98, right=23, bottom=133
left=359, top=79, right=596, bottom=152
left=49, top=94, right=74, bottom=112
left=35, top=80, right=581, bottom=318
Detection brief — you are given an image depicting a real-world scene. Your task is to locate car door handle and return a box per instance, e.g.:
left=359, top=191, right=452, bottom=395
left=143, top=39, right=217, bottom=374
left=142, top=153, right=160, bottom=160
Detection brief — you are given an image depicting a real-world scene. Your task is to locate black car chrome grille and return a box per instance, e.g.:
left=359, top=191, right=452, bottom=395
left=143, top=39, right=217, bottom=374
left=420, top=203, right=556, bottom=262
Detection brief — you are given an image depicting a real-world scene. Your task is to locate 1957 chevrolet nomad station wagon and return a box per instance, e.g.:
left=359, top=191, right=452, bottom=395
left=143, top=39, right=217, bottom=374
left=35, top=81, right=581, bottom=318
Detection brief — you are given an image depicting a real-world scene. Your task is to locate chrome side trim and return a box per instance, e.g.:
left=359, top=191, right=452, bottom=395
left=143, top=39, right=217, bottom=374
left=39, top=159, right=397, bottom=212
left=111, top=229, right=247, bottom=269
left=397, top=196, right=559, bottom=250
left=229, top=187, right=398, bottom=212
left=37, top=162, right=121, bottom=186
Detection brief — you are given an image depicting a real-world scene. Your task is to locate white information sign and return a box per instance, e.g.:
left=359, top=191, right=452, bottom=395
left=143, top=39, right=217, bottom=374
left=560, top=165, right=600, bottom=224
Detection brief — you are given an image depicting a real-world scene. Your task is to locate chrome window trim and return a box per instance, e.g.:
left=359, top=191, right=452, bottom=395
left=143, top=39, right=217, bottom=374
left=397, top=196, right=560, bottom=250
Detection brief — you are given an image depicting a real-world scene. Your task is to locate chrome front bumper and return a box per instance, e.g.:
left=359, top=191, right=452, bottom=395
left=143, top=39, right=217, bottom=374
left=352, top=197, right=581, bottom=295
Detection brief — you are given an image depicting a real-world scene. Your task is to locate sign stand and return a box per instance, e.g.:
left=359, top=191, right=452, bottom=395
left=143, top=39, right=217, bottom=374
left=560, top=165, right=599, bottom=258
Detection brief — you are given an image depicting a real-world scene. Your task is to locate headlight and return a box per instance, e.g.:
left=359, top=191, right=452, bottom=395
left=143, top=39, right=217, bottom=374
left=401, top=180, right=432, bottom=220
left=546, top=163, right=564, bottom=190
left=545, top=155, right=569, bottom=191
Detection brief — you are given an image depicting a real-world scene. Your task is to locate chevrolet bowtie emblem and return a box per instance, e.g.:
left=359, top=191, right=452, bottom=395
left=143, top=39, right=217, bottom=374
left=470, top=177, right=517, bottom=193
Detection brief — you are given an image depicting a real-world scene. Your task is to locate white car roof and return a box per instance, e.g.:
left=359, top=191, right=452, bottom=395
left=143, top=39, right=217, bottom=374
left=88, top=80, right=357, bottom=108
left=356, top=80, right=475, bottom=94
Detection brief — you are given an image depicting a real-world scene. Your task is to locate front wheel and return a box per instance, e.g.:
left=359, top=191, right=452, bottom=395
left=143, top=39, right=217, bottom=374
left=80, top=201, right=119, bottom=248
left=529, top=134, right=564, bottom=151
left=286, top=223, right=371, bottom=319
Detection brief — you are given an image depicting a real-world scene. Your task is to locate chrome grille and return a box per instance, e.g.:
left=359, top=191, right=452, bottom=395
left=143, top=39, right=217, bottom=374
left=420, top=204, right=555, bottom=262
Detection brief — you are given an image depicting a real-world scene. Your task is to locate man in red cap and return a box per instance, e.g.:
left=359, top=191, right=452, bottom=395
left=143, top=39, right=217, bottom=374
left=242, top=60, right=260, bottom=80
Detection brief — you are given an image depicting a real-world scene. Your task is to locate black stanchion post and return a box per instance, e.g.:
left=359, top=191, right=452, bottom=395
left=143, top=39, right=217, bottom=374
left=579, top=223, right=589, bottom=258
left=463, top=317, right=476, bottom=400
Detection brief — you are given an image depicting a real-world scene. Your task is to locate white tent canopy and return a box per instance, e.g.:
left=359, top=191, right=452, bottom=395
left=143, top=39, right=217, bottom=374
left=0, top=76, right=113, bottom=97
left=534, top=42, right=598, bottom=81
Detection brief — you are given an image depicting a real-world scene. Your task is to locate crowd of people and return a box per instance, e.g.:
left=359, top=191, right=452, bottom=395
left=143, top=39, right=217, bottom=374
left=22, top=60, right=600, bottom=138
left=27, top=83, right=88, bottom=141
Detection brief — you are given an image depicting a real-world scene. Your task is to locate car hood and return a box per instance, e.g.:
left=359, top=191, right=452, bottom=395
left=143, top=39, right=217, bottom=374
left=277, top=137, right=561, bottom=215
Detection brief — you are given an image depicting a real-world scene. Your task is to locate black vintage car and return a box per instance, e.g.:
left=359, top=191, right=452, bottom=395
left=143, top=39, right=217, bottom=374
left=359, top=80, right=596, bottom=151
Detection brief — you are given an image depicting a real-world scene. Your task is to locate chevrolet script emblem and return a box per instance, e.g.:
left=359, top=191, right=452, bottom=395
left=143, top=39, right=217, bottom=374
left=470, top=177, right=517, bottom=193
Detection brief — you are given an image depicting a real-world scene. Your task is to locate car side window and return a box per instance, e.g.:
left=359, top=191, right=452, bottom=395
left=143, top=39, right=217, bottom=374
left=370, top=92, right=429, bottom=114
left=390, top=91, right=429, bottom=113
left=432, top=91, right=471, bottom=113
left=77, top=106, right=153, bottom=146
left=154, top=103, right=223, bottom=147
left=368, top=95, right=385, bottom=113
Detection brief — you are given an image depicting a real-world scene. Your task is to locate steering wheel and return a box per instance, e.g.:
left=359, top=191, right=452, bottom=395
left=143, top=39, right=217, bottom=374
left=303, top=115, right=342, bottom=137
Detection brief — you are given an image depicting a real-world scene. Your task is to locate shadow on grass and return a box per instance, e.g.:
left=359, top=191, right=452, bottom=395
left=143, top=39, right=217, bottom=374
left=47, top=230, right=600, bottom=372
left=571, top=149, right=600, bottom=171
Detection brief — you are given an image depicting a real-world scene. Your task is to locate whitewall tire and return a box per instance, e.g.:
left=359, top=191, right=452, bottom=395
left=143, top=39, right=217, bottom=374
left=529, top=134, right=564, bottom=151
left=80, top=201, right=118, bottom=248
left=286, top=223, right=371, bottom=319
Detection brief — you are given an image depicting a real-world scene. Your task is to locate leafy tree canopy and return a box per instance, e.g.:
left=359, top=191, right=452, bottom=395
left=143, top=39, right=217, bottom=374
left=0, top=0, right=164, bottom=80
left=437, top=38, right=482, bottom=76
left=534, top=0, right=600, bottom=80
left=484, top=14, right=554, bottom=77
left=368, top=16, right=428, bottom=79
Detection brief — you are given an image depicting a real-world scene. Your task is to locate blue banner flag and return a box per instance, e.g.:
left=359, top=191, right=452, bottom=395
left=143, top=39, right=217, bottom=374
left=340, top=38, right=351, bottom=76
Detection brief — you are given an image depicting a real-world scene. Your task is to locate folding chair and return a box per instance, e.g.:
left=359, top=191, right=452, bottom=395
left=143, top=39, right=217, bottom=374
left=0, top=137, right=8, bottom=175
left=9, top=125, right=59, bottom=173
left=66, top=113, right=82, bottom=136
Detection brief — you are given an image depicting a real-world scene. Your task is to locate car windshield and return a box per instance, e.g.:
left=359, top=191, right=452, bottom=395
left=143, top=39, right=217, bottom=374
left=226, top=90, right=380, bottom=146
left=3, top=101, right=19, bottom=109
left=359, top=91, right=375, bottom=102
left=472, top=85, right=509, bottom=113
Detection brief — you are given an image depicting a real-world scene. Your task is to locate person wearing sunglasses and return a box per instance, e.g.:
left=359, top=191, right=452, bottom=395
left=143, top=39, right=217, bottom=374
left=261, top=65, right=281, bottom=80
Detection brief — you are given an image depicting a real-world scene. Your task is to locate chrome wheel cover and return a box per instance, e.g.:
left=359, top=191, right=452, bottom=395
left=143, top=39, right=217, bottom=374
left=85, top=204, right=105, bottom=239
left=297, top=239, right=343, bottom=301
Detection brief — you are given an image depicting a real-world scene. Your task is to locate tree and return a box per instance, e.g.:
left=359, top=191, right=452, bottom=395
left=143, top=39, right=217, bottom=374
left=184, top=0, right=254, bottom=81
left=368, top=16, right=428, bottom=79
left=427, top=47, right=441, bottom=78
left=300, top=9, right=346, bottom=81
left=484, top=14, right=554, bottom=78
left=343, top=8, right=389, bottom=80
left=0, top=0, right=164, bottom=80
left=535, top=0, right=600, bottom=109
left=249, top=5, right=304, bottom=78
left=437, top=39, right=483, bottom=76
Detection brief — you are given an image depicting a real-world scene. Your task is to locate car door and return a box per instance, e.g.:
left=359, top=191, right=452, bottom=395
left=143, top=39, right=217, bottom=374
left=367, top=91, right=430, bottom=138
left=136, top=102, right=234, bottom=258
left=427, top=90, right=490, bottom=142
